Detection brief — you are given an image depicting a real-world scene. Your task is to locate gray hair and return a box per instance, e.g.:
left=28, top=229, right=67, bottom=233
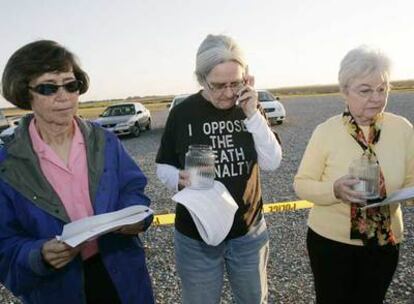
left=195, top=34, right=247, bottom=85
left=338, top=46, right=391, bottom=93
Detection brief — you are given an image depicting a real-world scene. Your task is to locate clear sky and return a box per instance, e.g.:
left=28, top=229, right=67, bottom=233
left=0, top=0, right=413, bottom=108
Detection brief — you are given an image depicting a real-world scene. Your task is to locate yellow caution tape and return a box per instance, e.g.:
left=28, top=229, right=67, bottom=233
left=263, top=200, right=314, bottom=213
left=153, top=213, right=176, bottom=226
left=153, top=200, right=314, bottom=226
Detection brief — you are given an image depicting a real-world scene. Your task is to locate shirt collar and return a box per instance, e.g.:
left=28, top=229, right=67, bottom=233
left=29, top=119, right=83, bottom=156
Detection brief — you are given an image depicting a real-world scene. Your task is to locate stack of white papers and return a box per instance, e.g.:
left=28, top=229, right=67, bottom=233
left=361, top=186, right=414, bottom=210
left=57, top=205, right=153, bottom=247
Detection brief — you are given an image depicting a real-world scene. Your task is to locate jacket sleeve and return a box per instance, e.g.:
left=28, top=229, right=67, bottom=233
left=156, top=163, right=179, bottom=192
left=0, top=186, right=55, bottom=295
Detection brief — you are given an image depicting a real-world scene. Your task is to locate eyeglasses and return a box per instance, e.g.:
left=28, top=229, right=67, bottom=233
left=351, top=85, right=389, bottom=99
left=205, top=80, right=245, bottom=96
left=29, top=80, right=83, bottom=96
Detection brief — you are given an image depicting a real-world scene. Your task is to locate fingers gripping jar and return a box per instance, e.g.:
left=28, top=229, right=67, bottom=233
left=349, top=155, right=380, bottom=199
left=185, top=145, right=216, bottom=189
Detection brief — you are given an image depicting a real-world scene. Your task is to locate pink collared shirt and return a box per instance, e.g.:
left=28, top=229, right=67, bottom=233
left=29, top=119, right=98, bottom=260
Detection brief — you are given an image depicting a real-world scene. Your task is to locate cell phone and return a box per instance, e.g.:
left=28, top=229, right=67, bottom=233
left=235, top=65, right=250, bottom=106
left=236, top=87, right=249, bottom=106
left=235, top=90, right=242, bottom=106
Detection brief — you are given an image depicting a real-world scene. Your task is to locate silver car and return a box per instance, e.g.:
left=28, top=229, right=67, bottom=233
left=95, top=103, right=151, bottom=137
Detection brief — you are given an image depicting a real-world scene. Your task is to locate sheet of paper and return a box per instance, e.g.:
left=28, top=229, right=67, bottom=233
left=361, top=186, right=414, bottom=210
left=57, top=205, right=153, bottom=247
left=172, top=181, right=238, bottom=246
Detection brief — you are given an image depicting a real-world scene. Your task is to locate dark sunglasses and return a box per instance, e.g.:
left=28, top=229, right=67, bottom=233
left=29, top=80, right=83, bottom=96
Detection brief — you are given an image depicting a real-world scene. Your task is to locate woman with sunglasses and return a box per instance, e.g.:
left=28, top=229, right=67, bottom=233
left=0, top=40, right=154, bottom=304
left=294, top=47, right=414, bottom=303
left=156, top=34, right=282, bottom=303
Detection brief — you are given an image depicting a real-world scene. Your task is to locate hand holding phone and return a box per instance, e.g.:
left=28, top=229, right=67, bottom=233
left=235, top=65, right=254, bottom=106
left=235, top=68, right=258, bottom=118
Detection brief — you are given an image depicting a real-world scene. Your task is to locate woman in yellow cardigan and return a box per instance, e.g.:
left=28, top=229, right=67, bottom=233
left=294, top=46, right=414, bottom=304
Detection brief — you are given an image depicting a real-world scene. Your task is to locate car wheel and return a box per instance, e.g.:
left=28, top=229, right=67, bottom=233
left=146, top=118, right=151, bottom=130
left=132, top=124, right=141, bottom=137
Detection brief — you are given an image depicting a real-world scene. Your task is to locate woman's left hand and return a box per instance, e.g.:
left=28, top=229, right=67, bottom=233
left=116, top=222, right=145, bottom=235
left=237, top=75, right=258, bottom=119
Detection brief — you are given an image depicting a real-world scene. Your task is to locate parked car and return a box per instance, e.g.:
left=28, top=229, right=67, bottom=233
left=257, top=90, right=285, bottom=125
left=94, top=102, right=151, bottom=137
left=169, top=94, right=190, bottom=111
left=0, top=116, right=22, bottom=144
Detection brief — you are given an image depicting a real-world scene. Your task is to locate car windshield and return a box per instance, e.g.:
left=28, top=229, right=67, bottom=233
left=101, top=105, right=135, bottom=117
left=258, top=92, right=275, bottom=102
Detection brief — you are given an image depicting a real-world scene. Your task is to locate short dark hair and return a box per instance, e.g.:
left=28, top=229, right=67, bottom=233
left=1, top=40, right=89, bottom=110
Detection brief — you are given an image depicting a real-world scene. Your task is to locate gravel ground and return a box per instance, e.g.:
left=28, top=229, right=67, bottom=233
left=1, top=91, right=414, bottom=303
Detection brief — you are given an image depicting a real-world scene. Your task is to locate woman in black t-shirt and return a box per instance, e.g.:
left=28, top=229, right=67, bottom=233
left=156, top=34, right=282, bottom=304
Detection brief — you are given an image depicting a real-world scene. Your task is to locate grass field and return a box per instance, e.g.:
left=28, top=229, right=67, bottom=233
left=2, top=101, right=170, bottom=119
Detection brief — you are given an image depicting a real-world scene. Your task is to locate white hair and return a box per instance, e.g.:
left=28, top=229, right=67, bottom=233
left=338, top=46, right=391, bottom=93
left=195, top=34, right=247, bottom=85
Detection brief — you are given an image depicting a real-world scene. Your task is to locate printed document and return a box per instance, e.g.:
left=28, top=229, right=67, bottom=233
left=57, top=205, right=153, bottom=247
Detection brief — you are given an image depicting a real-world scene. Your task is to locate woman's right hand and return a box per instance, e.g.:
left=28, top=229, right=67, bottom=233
left=178, top=170, right=191, bottom=190
left=333, top=175, right=367, bottom=205
left=41, top=239, right=80, bottom=269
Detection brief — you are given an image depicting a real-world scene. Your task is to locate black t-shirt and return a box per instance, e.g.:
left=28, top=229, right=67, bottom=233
left=156, top=91, right=264, bottom=240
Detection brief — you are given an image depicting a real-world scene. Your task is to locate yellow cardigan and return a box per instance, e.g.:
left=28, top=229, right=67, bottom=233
left=294, top=112, right=414, bottom=246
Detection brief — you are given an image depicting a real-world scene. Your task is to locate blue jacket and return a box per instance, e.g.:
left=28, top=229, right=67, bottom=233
left=0, top=115, right=154, bottom=304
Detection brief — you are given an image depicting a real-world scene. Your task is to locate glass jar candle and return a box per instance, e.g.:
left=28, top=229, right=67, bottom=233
left=349, top=156, right=380, bottom=199
left=185, top=144, right=215, bottom=190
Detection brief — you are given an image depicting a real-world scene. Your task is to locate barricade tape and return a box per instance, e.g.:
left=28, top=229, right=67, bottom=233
left=153, top=200, right=314, bottom=226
